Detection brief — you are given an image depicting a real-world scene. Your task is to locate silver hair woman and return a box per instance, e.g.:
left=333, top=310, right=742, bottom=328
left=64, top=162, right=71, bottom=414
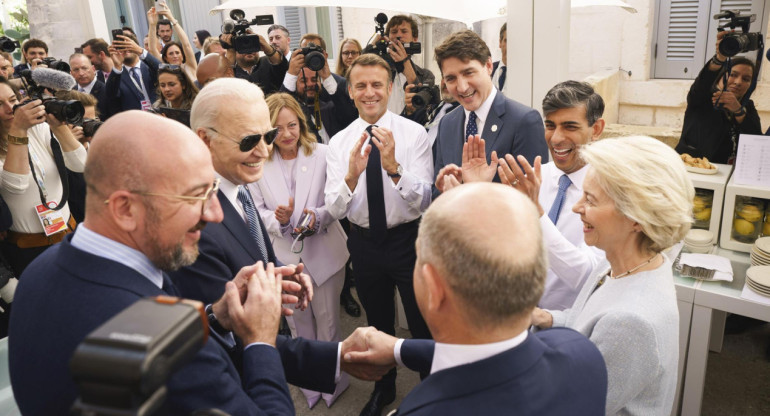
left=530, top=136, right=693, bottom=415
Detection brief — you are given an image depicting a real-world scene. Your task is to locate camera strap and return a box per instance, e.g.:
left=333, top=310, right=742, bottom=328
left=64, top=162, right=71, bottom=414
left=28, top=130, right=69, bottom=211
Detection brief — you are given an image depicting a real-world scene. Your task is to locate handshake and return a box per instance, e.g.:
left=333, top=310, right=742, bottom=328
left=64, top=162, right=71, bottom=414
left=340, top=327, right=402, bottom=380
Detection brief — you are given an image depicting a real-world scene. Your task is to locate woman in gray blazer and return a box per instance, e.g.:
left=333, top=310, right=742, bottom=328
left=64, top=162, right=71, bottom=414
left=526, top=136, right=694, bottom=415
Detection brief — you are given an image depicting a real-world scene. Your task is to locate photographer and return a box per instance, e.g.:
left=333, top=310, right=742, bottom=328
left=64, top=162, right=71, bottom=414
left=222, top=30, right=287, bottom=95
left=0, top=79, right=86, bottom=275
left=280, top=34, right=357, bottom=144
left=364, top=15, right=435, bottom=116
left=105, top=33, right=161, bottom=113
left=12, top=39, right=48, bottom=79
left=675, top=30, right=762, bottom=164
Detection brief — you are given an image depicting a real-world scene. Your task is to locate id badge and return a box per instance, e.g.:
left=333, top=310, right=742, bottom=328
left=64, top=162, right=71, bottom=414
left=141, top=100, right=152, bottom=111
left=35, top=203, right=67, bottom=236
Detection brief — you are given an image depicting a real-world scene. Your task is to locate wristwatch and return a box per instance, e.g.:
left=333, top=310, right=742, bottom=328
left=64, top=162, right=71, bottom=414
left=733, top=106, right=747, bottom=117
left=387, top=164, right=404, bottom=178
left=6, top=134, right=28, bottom=146
left=205, top=304, right=227, bottom=334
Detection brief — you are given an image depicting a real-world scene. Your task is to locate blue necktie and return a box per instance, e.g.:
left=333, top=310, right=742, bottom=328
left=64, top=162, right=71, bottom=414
left=465, top=111, right=478, bottom=140
left=237, top=186, right=269, bottom=261
left=365, top=125, right=387, bottom=242
left=498, top=66, right=507, bottom=90
left=548, top=174, right=572, bottom=225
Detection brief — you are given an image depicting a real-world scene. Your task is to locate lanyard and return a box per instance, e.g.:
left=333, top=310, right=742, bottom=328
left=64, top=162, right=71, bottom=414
left=27, top=130, right=69, bottom=211
left=126, top=65, right=151, bottom=103
left=28, top=145, right=47, bottom=199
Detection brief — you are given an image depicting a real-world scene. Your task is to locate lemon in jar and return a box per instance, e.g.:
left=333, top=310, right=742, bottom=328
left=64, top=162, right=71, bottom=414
left=734, top=219, right=755, bottom=236
left=738, top=205, right=762, bottom=222
left=694, top=208, right=711, bottom=221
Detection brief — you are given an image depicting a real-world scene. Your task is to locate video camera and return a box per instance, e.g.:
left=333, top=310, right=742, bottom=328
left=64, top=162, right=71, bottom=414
left=0, top=36, right=19, bottom=53
left=221, top=9, right=274, bottom=55
left=412, top=84, right=440, bottom=110
left=41, top=57, right=70, bottom=72
left=299, top=42, right=325, bottom=71
left=16, top=68, right=84, bottom=125
left=70, top=296, right=210, bottom=416
left=364, top=13, right=421, bottom=68
left=715, top=10, right=763, bottom=57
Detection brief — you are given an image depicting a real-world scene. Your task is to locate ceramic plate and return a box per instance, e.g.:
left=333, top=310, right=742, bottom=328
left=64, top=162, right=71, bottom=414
left=686, top=165, right=719, bottom=175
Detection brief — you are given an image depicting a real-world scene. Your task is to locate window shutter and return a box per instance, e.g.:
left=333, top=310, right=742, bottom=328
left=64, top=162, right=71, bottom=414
left=704, top=0, right=766, bottom=63
left=653, top=0, right=711, bottom=79
left=278, top=6, right=306, bottom=50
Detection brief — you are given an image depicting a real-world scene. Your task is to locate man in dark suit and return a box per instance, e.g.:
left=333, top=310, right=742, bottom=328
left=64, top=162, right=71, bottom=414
left=491, top=23, right=507, bottom=94
left=104, top=33, right=160, bottom=113
left=432, top=30, right=547, bottom=198
left=343, top=183, right=608, bottom=415
left=7, top=111, right=347, bottom=416
left=12, top=38, right=47, bottom=78
left=69, top=53, right=112, bottom=119
left=81, top=38, right=114, bottom=83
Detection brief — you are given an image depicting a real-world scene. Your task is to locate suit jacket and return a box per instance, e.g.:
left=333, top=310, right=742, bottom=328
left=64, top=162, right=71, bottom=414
left=104, top=55, right=161, bottom=112
left=432, top=91, right=547, bottom=198
left=249, top=145, right=348, bottom=286
left=280, top=73, right=357, bottom=143
left=9, top=235, right=337, bottom=416
left=12, top=63, right=27, bottom=78
left=395, top=328, right=608, bottom=415
left=88, top=78, right=115, bottom=120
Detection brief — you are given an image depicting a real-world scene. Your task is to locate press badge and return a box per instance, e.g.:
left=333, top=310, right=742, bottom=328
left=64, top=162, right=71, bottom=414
left=36, top=203, right=67, bottom=236
left=141, top=100, right=152, bottom=111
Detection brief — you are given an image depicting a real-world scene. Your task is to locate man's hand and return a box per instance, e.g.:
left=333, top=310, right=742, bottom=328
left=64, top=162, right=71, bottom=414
left=287, top=49, right=305, bottom=76
left=114, top=35, right=143, bottom=56
left=211, top=262, right=263, bottom=331
left=108, top=45, right=124, bottom=71
left=318, top=55, right=332, bottom=80
left=461, top=135, right=498, bottom=183
left=498, top=154, right=545, bottom=216
left=277, top=263, right=313, bottom=312
left=404, top=84, right=417, bottom=115
left=388, top=39, right=408, bottom=63
left=434, top=164, right=462, bottom=194
left=531, top=307, right=553, bottom=329
left=275, top=197, right=294, bottom=225
left=345, top=132, right=371, bottom=191
left=369, top=126, right=398, bottom=175
left=146, top=7, right=158, bottom=26
left=340, top=327, right=398, bottom=380
left=712, top=90, right=742, bottom=113
left=223, top=261, right=283, bottom=346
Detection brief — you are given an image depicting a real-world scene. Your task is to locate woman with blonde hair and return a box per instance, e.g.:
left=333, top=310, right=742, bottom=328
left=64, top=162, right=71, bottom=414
left=248, top=93, right=349, bottom=409
left=335, top=38, right=361, bottom=77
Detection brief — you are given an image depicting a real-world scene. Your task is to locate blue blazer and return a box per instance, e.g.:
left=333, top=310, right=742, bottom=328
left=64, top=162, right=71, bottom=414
left=9, top=234, right=337, bottom=415
left=396, top=328, right=607, bottom=415
left=104, top=54, right=161, bottom=112
left=432, top=92, right=547, bottom=198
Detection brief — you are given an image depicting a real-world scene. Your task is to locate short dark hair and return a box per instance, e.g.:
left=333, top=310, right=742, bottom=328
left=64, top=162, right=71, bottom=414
left=161, top=41, right=186, bottom=64
left=499, top=23, right=507, bottom=42
left=300, top=34, right=326, bottom=52
left=82, top=38, right=109, bottom=55
left=345, top=54, right=392, bottom=88
left=156, top=20, right=172, bottom=32
left=434, top=30, right=490, bottom=72
left=725, top=56, right=756, bottom=78
left=542, top=81, right=605, bottom=126
left=267, top=24, right=290, bottom=37
left=123, top=32, right=139, bottom=46
left=386, top=15, right=418, bottom=39
left=23, top=39, right=48, bottom=54
left=122, top=26, right=136, bottom=36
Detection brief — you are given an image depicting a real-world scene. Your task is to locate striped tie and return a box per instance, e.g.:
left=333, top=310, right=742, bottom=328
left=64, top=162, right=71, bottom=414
left=237, top=186, right=269, bottom=261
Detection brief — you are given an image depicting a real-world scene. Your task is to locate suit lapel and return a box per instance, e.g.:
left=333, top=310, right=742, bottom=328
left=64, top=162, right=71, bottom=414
left=443, top=107, right=466, bottom=167
left=293, top=149, right=315, bottom=224
left=262, top=154, right=290, bottom=210
left=481, top=93, right=506, bottom=156
left=121, top=67, right=144, bottom=103
left=216, top=190, right=260, bottom=262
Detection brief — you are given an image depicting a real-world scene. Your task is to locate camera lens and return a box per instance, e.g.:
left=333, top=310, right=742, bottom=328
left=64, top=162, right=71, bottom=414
left=719, top=34, right=746, bottom=57
left=304, top=51, right=325, bottom=71
left=44, top=100, right=84, bottom=125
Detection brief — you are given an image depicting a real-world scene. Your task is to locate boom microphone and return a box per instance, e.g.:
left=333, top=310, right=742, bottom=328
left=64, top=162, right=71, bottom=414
left=375, top=13, right=388, bottom=25
left=29, top=67, right=76, bottom=91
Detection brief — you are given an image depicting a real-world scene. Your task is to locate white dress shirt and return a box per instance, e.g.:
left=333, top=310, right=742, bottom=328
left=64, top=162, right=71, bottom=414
left=78, top=77, right=98, bottom=94
left=387, top=72, right=407, bottom=115
left=537, top=162, right=605, bottom=310
left=492, top=61, right=506, bottom=92
left=217, top=174, right=247, bottom=221
left=325, top=111, right=433, bottom=228
left=462, top=88, right=496, bottom=138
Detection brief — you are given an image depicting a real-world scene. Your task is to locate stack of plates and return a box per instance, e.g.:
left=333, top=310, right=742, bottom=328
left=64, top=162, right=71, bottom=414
left=684, top=229, right=714, bottom=254
left=746, top=266, right=770, bottom=297
left=751, top=237, right=770, bottom=266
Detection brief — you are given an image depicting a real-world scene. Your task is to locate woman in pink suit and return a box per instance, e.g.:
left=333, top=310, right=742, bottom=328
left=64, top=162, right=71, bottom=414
left=249, top=93, right=349, bottom=409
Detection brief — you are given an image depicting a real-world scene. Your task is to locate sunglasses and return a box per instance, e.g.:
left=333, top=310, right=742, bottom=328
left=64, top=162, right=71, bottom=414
left=159, top=64, right=182, bottom=71
left=206, top=127, right=278, bottom=152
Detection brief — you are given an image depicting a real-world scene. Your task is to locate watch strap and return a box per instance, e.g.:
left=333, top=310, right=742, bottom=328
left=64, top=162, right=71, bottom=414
left=205, top=304, right=228, bottom=334
left=6, top=134, right=29, bottom=145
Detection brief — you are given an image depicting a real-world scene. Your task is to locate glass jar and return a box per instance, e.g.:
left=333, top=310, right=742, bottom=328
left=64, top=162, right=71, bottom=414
left=732, top=196, right=766, bottom=243
left=763, top=205, right=770, bottom=237
left=692, top=188, right=713, bottom=230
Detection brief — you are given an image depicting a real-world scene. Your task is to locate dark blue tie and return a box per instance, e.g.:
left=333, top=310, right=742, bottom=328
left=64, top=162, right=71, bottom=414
left=237, top=186, right=270, bottom=261
left=498, top=66, right=507, bottom=90
left=465, top=111, right=478, bottom=140
left=130, top=67, right=143, bottom=93
left=548, top=174, right=572, bottom=225
left=365, top=125, right=387, bottom=242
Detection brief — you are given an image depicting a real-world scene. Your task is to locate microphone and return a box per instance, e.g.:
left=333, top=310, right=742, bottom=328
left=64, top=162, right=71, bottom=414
left=222, top=19, right=235, bottom=34
left=375, top=13, right=388, bottom=25
left=29, top=67, right=76, bottom=91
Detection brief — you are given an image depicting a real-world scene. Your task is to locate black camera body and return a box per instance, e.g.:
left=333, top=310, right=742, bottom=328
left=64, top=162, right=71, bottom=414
left=365, top=13, right=421, bottom=69
left=0, top=36, right=19, bottom=53
left=222, top=9, right=274, bottom=55
left=715, top=10, right=763, bottom=57
left=16, top=71, right=84, bottom=125
left=41, top=57, right=70, bottom=73
left=300, top=43, right=325, bottom=71
left=412, top=84, right=440, bottom=109
left=81, top=118, right=103, bottom=137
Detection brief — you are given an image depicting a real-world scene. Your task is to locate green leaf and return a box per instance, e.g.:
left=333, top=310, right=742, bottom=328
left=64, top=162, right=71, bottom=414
left=5, top=29, right=21, bottom=39
left=9, top=12, right=23, bottom=21
left=12, top=52, right=21, bottom=61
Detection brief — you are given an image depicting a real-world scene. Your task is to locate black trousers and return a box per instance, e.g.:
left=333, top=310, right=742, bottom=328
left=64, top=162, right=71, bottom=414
left=348, top=219, right=431, bottom=390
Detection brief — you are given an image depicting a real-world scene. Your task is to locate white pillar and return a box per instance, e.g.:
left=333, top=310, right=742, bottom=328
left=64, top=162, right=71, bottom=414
left=505, top=0, right=570, bottom=109
left=27, top=0, right=109, bottom=60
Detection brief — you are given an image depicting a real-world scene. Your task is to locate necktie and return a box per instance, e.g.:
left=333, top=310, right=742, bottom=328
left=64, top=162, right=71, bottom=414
left=130, top=67, right=143, bottom=93
left=498, top=66, right=507, bottom=90
left=548, top=174, right=572, bottom=225
left=237, top=186, right=270, bottom=261
left=465, top=111, right=478, bottom=140
left=365, top=125, right=387, bottom=242
left=79, top=87, right=86, bottom=93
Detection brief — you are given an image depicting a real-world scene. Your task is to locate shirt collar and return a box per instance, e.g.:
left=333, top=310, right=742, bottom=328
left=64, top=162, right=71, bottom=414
left=430, top=329, right=528, bottom=374
left=548, top=162, right=590, bottom=193
left=80, top=76, right=97, bottom=91
left=356, top=110, right=394, bottom=131
left=463, top=88, right=496, bottom=126
left=216, top=173, right=240, bottom=209
left=70, top=224, right=164, bottom=289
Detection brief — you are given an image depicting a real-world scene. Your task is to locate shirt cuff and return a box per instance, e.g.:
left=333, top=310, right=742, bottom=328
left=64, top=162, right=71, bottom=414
left=394, top=338, right=405, bottom=367
left=322, top=74, right=338, bottom=95
left=283, top=72, right=298, bottom=92
left=279, top=221, right=293, bottom=236
left=140, top=49, right=148, bottom=60
left=335, top=342, right=342, bottom=382
left=245, top=341, right=276, bottom=351
left=112, top=67, right=124, bottom=75
left=340, top=181, right=354, bottom=201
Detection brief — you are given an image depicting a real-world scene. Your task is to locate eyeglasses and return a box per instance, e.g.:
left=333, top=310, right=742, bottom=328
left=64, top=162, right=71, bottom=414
left=123, top=178, right=220, bottom=216
left=159, top=64, right=182, bottom=71
left=341, top=51, right=360, bottom=57
left=206, top=127, right=278, bottom=152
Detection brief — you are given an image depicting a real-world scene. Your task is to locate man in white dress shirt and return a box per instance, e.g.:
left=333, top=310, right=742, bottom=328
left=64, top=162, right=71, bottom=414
left=325, top=53, right=433, bottom=416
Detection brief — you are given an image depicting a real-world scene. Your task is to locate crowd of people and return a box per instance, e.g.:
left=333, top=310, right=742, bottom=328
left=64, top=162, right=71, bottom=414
left=6, top=3, right=765, bottom=415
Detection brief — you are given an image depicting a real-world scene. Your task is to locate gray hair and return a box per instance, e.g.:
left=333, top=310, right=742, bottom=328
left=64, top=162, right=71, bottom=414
left=542, top=80, right=604, bottom=126
left=190, top=78, right=265, bottom=132
left=580, top=136, right=694, bottom=252
left=267, top=24, right=290, bottom=37
left=418, top=184, right=546, bottom=326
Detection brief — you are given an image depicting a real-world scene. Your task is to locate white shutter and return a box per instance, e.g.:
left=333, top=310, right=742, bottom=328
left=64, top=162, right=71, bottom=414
left=277, top=6, right=306, bottom=50
left=653, top=0, right=711, bottom=79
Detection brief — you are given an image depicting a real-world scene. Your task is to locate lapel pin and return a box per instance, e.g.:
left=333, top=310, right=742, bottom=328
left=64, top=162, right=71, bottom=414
left=491, top=124, right=498, bottom=132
